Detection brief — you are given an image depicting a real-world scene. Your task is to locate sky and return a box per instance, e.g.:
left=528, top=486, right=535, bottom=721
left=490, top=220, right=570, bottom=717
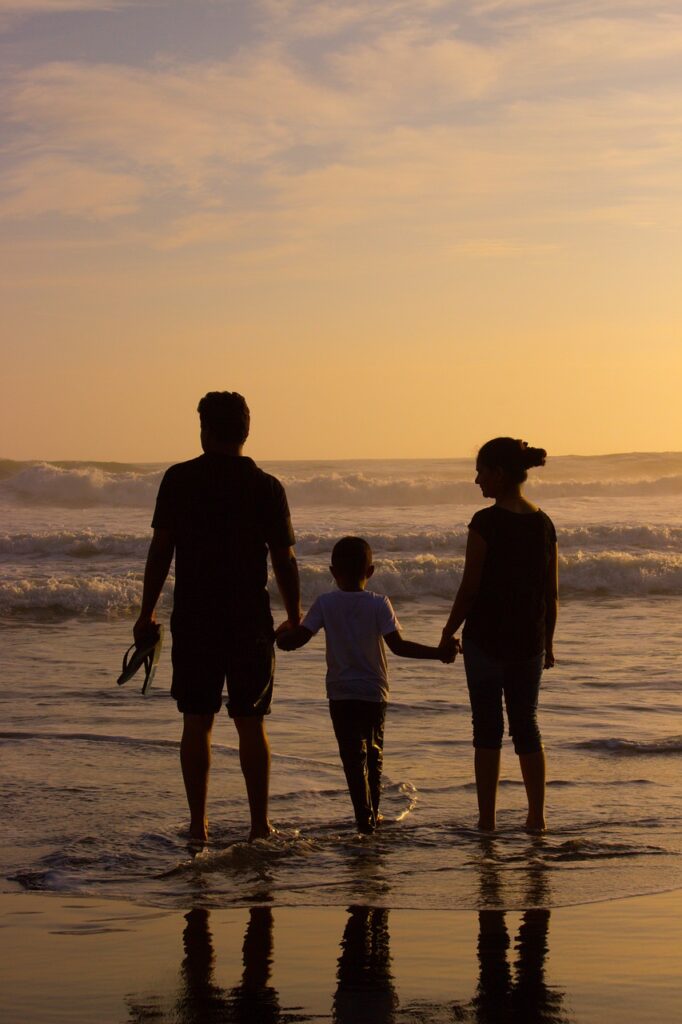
left=2, top=0, right=681, bottom=461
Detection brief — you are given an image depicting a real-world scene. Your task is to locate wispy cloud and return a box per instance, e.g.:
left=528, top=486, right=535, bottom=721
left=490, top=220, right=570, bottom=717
left=0, top=154, right=145, bottom=219
left=0, top=0, right=134, bottom=12
left=2, top=1, right=682, bottom=259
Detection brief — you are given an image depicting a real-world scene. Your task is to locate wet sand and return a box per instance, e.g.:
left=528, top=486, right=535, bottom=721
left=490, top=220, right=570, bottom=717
left=1, top=887, right=680, bottom=1023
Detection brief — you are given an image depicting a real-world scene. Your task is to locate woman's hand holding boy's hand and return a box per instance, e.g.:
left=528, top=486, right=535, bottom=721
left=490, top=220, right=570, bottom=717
left=438, top=636, right=460, bottom=663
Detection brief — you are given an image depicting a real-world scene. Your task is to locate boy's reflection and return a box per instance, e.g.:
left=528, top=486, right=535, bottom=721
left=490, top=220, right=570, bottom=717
left=333, top=906, right=398, bottom=1024
left=470, top=838, right=572, bottom=1024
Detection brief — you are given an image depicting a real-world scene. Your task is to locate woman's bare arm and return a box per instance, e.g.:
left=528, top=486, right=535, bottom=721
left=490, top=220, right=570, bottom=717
left=544, top=541, right=559, bottom=668
left=440, top=528, right=487, bottom=644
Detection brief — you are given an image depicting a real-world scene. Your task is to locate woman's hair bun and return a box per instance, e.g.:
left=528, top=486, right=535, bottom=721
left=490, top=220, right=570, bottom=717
left=520, top=442, right=547, bottom=469
left=477, top=437, right=547, bottom=484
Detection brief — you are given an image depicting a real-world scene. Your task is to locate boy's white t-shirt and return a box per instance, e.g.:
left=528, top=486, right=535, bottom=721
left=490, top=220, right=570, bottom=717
left=302, top=589, right=400, bottom=702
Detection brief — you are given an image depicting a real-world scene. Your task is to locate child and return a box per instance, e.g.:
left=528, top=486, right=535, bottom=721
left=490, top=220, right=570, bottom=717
left=276, top=536, right=458, bottom=834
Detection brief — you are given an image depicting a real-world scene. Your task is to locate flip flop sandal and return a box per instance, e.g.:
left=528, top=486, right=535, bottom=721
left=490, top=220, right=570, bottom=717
left=117, top=626, right=164, bottom=694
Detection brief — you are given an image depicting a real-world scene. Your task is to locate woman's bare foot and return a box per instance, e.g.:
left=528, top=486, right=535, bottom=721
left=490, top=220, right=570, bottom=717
left=525, top=816, right=546, bottom=833
left=248, top=822, right=278, bottom=842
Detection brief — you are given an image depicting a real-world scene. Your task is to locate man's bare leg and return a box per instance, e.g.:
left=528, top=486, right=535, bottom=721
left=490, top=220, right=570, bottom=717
left=181, top=713, right=214, bottom=842
left=234, top=716, right=272, bottom=841
left=474, top=747, right=501, bottom=831
left=519, top=748, right=546, bottom=831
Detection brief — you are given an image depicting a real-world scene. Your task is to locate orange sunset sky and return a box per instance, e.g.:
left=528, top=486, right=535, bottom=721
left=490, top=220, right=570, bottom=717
left=2, top=0, right=681, bottom=461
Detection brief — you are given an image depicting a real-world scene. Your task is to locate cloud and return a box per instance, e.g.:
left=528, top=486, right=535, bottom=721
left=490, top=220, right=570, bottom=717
left=0, top=154, right=145, bottom=218
left=2, top=2, right=682, bottom=255
left=0, top=0, right=134, bottom=13
left=258, top=0, right=454, bottom=40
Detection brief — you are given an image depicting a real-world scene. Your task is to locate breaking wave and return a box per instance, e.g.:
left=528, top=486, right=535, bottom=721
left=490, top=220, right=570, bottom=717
left=2, top=549, right=682, bottom=617
left=2, top=523, right=681, bottom=560
left=3, top=455, right=682, bottom=508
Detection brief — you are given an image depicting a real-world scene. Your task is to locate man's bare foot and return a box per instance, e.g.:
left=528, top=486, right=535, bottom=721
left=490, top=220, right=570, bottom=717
left=477, top=817, right=496, bottom=833
left=248, top=822, right=277, bottom=842
left=189, top=818, right=208, bottom=843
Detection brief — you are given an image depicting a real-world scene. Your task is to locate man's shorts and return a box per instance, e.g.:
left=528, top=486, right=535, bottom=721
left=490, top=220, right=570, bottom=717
left=170, top=628, right=275, bottom=717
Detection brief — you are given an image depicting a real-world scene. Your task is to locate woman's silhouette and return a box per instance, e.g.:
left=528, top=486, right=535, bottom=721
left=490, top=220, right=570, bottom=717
left=441, top=438, right=559, bottom=831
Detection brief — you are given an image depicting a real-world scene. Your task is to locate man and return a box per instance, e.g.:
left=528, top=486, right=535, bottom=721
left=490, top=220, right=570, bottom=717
left=133, top=391, right=301, bottom=843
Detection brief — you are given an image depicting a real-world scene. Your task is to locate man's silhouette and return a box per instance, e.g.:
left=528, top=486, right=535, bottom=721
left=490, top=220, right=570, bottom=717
left=134, top=391, right=301, bottom=841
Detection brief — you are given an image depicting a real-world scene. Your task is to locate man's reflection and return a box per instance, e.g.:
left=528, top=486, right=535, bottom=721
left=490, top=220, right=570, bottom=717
left=127, top=905, right=284, bottom=1024
left=333, top=906, right=398, bottom=1024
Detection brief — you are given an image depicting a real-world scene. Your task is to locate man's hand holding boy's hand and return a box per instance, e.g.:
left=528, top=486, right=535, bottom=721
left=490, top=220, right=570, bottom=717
left=438, top=636, right=460, bottom=663
left=276, top=629, right=297, bottom=651
left=275, top=623, right=313, bottom=652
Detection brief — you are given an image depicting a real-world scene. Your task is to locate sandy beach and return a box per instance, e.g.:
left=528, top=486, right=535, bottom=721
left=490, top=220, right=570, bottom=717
left=2, top=887, right=680, bottom=1022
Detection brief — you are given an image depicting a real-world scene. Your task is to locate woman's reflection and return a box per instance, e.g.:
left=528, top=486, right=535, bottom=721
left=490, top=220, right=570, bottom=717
left=333, top=906, right=398, bottom=1024
left=470, top=837, right=572, bottom=1024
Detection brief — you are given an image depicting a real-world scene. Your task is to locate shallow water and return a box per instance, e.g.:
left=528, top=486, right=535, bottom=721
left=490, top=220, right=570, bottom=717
left=1, top=455, right=681, bottom=910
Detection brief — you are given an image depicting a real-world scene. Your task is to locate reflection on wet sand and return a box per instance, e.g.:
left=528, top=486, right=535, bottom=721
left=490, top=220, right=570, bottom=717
left=126, top=904, right=306, bottom=1024
left=125, top=838, right=572, bottom=1023
left=466, top=837, right=572, bottom=1024
left=333, top=906, right=398, bottom=1024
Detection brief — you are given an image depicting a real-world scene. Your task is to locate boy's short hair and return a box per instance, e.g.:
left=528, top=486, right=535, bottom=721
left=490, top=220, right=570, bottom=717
left=331, top=536, right=373, bottom=578
left=197, top=391, right=250, bottom=444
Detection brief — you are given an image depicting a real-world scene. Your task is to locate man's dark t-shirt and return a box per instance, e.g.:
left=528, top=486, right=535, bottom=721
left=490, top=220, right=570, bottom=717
left=462, top=506, right=557, bottom=661
left=152, top=454, right=295, bottom=635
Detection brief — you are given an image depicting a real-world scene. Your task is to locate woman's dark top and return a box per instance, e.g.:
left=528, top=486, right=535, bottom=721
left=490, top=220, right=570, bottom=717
left=463, top=505, right=557, bottom=661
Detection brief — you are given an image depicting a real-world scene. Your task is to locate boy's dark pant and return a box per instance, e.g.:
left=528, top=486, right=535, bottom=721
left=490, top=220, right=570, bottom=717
left=329, top=699, right=387, bottom=833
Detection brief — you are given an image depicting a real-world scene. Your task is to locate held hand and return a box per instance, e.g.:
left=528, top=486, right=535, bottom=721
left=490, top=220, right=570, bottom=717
left=276, top=631, right=296, bottom=651
left=274, top=619, right=299, bottom=639
left=544, top=648, right=555, bottom=669
left=438, top=636, right=459, bottom=664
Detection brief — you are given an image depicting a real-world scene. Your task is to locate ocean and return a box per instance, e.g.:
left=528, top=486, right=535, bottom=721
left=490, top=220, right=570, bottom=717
left=2, top=453, right=681, bottom=912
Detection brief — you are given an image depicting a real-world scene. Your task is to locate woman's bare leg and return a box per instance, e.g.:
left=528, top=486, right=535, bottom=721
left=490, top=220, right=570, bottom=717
left=519, top=749, right=546, bottom=831
left=474, top=748, right=501, bottom=831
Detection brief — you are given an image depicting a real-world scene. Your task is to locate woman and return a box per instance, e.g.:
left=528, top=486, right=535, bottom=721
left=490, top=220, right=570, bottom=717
left=441, top=438, right=558, bottom=832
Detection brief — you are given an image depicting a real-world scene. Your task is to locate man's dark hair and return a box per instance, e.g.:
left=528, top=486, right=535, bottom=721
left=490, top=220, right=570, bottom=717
left=197, top=392, right=250, bottom=445
left=331, top=536, right=373, bottom=579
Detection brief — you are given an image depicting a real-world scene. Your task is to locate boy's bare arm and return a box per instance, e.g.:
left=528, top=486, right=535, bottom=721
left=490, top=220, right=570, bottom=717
left=384, top=631, right=458, bottom=663
left=276, top=625, right=313, bottom=651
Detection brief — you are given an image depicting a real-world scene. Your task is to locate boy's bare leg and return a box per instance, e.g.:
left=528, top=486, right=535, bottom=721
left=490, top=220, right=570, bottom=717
left=519, top=749, right=546, bottom=831
left=234, top=716, right=272, bottom=841
left=181, top=713, right=214, bottom=842
left=474, top=748, right=501, bottom=831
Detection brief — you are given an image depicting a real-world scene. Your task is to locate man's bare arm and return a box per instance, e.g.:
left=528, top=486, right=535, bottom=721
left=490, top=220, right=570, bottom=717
left=269, top=544, right=302, bottom=632
left=133, top=528, right=175, bottom=644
